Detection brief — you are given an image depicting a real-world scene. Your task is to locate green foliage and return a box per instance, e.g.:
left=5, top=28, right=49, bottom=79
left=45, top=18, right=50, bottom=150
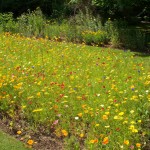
left=92, top=0, right=150, bottom=23
left=73, top=8, right=102, bottom=31
left=17, top=8, right=45, bottom=37
left=82, top=30, right=108, bottom=45
left=104, top=19, right=124, bottom=47
left=119, top=29, right=146, bottom=50
left=0, top=0, right=69, bottom=18
left=66, top=8, right=107, bottom=43
left=0, top=0, right=149, bottom=25
left=0, top=12, right=18, bottom=33
left=0, top=7, right=149, bottom=51
left=44, top=22, right=68, bottom=40
left=104, top=19, right=147, bottom=50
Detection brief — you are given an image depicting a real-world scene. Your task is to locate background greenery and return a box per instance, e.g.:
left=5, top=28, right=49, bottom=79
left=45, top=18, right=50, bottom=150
left=0, top=0, right=149, bottom=51
left=0, top=7, right=149, bottom=51
left=0, top=0, right=149, bottom=21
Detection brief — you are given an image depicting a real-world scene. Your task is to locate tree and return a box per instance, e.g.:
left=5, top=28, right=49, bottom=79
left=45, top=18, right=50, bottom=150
left=91, top=0, right=150, bottom=23
left=0, top=0, right=149, bottom=22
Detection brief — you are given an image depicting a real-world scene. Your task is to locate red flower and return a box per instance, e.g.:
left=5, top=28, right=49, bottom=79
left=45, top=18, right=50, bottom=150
left=60, top=83, right=65, bottom=89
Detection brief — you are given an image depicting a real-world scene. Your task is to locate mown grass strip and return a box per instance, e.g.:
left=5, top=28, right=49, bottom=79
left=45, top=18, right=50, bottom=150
left=0, top=130, right=31, bottom=150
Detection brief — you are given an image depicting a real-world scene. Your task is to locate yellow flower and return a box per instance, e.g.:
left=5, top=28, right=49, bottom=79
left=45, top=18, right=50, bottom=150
left=95, top=124, right=99, bottom=127
left=37, top=81, right=41, bottom=85
left=105, top=125, right=110, bottom=128
left=102, top=115, right=108, bottom=120
left=82, top=104, right=87, bottom=109
left=22, top=105, right=26, bottom=109
left=70, top=76, right=74, bottom=80
left=114, top=116, right=119, bottom=119
left=79, top=133, right=84, bottom=138
left=123, top=120, right=128, bottom=124
left=61, top=130, right=68, bottom=136
left=13, top=82, right=23, bottom=89
left=102, top=137, right=109, bottom=145
left=136, top=143, right=141, bottom=147
left=17, top=130, right=22, bottom=135
left=77, top=96, right=82, bottom=100
left=129, top=125, right=135, bottom=130
left=90, top=139, right=98, bottom=144
left=132, top=128, right=138, bottom=133
left=84, top=110, right=89, bottom=113
left=130, top=121, right=136, bottom=124
left=37, top=92, right=41, bottom=97
left=130, top=85, right=135, bottom=89
left=124, top=140, right=129, bottom=145
left=119, top=112, right=124, bottom=116
left=32, top=108, right=43, bottom=112
left=78, top=113, right=82, bottom=117
left=131, top=95, right=138, bottom=100
left=144, top=81, right=150, bottom=85
left=130, top=110, right=134, bottom=113
left=105, top=112, right=110, bottom=115
left=27, top=139, right=34, bottom=145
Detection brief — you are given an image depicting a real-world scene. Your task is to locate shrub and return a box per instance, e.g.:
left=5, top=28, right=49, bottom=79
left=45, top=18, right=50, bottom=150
left=104, top=19, right=147, bottom=50
left=82, top=30, right=108, bottom=45
left=104, top=19, right=127, bottom=48
left=17, top=8, right=46, bottom=37
left=119, top=29, right=146, bottom=50
left=73, top=8, right=102, bottom=31
left=66, top=7, right=104, bottom=43
left=0, top=12, right=18, bottom=33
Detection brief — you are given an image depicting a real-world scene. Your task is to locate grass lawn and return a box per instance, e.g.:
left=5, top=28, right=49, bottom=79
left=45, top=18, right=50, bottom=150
left=0, top=32, right=150, bottom=149
left=0, top=130, right=31, bottom=150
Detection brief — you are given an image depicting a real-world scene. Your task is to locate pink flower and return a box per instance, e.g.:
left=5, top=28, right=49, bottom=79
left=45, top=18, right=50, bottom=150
left=130, top=145, right=134, bottom=149
left=53, top=120, right=59, bottom=125
left=57, top=114, right=61, bottom=117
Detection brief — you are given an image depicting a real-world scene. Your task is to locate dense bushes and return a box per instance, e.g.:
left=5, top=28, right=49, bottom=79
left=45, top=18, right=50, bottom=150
left=104, top=19, right=149, bottom=50
left=0, top=8, right=149, bottom=51
left=82, top=30, right=108, bottom=45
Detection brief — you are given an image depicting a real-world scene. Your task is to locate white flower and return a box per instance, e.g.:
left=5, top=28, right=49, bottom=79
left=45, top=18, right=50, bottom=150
left=105, top=125, right=110, bottom=128
left=130, top=110, right=134, bottom=114
left=120, top=145, right=124, bottom=149
left=97, top=94, right=100, bottom=97
left=75, top=117, right=79, bottom=120
left=146, top=90, right=149, bottom=93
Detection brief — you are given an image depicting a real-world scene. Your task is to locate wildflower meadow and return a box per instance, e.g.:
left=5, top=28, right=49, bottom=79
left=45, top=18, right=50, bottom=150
left=0, top=32, right=150, bottom=149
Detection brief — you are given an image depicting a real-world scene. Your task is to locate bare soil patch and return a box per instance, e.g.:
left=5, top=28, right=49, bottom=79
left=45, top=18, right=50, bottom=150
left=0, top=114, right=64, bottom=150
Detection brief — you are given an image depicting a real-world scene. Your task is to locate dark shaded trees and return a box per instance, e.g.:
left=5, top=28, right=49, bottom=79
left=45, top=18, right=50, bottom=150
left=91, top=0, right=150, bottom=23
left=0, top=0, right=149, bottom=22
left=0, top=0, right=69, bottom=17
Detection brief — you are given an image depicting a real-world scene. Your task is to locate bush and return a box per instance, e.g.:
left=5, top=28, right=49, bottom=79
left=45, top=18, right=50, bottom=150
left=17, top=8, right=46, bottom=37
left=119, top=29, right=146, bottom=50
left=0, top=12, right=18, bottom=33
left=105, top=19, right=147, bottom=50
left=73, top=8, right=102, bottom=32
left=82, top=30, right=108, bottom=45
